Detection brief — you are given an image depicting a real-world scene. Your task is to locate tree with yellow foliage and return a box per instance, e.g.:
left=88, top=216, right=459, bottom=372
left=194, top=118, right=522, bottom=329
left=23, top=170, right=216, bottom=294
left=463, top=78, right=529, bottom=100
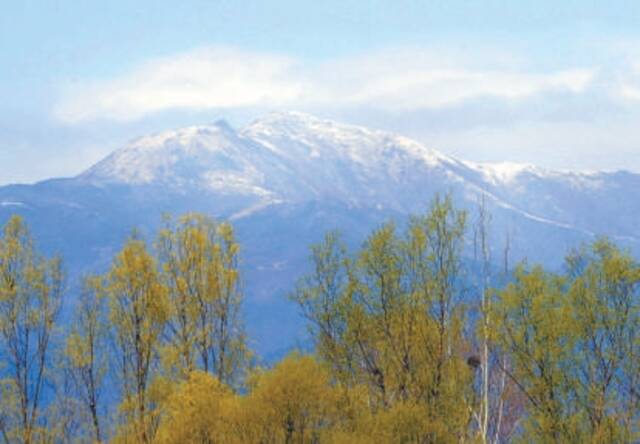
left=3, top=203, right=640, bottom=443
left=491, top=239, right=640, bottom=443
left=565, top=239, right=640, bottom=442
left=0, top=216, right=63, bottom=444
left=156, top=214, right=247, bottom=384
left=244, top=353, right=337, bottom=444
left=105, top=236, right=169, bottom=443
left=155, top=370, right=239, bottom=444
left=292, top=195, right=474, bottom=442
left=153, top=354, right=337, bottom=444
left=63, top=275, right=109, bottom=442
left=491, top=266, right=575, bottom=441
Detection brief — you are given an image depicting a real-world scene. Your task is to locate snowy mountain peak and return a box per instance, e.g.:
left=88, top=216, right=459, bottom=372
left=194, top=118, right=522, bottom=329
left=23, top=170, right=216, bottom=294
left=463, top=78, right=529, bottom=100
left=74, top=111, right=640, bottom=229
left=78, top=120, right=257, bottom=187
left=2, top=126, right=640, bottom=365
left=75, top=111, right=470, bottom=211
left=2, top=111, right=640, bottom=300
left=243, top=111, right=453, bottom=167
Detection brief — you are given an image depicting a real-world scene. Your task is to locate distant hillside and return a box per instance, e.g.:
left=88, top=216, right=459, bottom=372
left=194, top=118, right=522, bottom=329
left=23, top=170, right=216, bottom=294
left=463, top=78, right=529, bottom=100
left=1, top=111, right=639, bottom=356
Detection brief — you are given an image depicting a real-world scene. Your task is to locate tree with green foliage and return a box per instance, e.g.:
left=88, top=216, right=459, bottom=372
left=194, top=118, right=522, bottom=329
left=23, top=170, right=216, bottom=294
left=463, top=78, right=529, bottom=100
left=491, top=240, right=640, bottom=442
left=565, top=239, right=640, bottom=442
left=491, top=266, right=575, bottom=441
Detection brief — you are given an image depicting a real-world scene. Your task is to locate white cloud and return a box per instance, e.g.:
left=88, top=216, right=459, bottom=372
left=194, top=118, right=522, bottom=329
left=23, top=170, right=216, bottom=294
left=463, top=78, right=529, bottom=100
left=619, top=84, right=640, bottom=100
left=54, top=46, right=596, bottom=123
left=615, top=62, right=640, bottom=102
left=319, top=68, right=594, bottom=110
left=55, top=47, right=305, bottom=123
left=305, top=48, right=595, bottom=110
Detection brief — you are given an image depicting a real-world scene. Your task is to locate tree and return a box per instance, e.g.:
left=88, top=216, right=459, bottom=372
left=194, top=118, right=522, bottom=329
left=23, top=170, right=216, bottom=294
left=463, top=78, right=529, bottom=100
left=565, top=239, right=640, bottom=442
left=154, top=371, right=239, bottom=444
left=106, top=236, right=169, bottom=443
left=63, top=275, right=109, bottom=442
left=491, top=265, right=577, bottom=441
left=0, top=216, right=63, bottom=444
left=244, top=354, right=336, bottom=443
left=157, top=214, right=247, bottom=384
left=291, top=230, right=352, bottom=384
left=492, top=240, right=640, bottom=442
left=292, top=195, right=474, bottom=442
left=471, top=195, right=523, bottom=444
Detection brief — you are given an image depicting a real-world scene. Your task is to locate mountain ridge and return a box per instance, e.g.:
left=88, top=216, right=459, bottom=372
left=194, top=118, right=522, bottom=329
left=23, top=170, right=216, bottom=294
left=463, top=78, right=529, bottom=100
left=73, top=111, right=640, bottom=235
left=3, top=110, right=640, bottom=260
left=1, top=111, right=639, bottom=355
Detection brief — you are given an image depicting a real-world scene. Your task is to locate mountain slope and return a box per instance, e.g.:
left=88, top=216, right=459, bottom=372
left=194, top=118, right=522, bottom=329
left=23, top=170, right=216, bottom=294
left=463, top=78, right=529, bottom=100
left=1, top=111, right=638, bottom=356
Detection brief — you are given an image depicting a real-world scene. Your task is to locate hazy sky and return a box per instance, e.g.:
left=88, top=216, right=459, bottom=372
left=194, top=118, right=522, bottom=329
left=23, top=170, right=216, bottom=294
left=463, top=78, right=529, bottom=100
left=2, top=1, right=640, bottom=184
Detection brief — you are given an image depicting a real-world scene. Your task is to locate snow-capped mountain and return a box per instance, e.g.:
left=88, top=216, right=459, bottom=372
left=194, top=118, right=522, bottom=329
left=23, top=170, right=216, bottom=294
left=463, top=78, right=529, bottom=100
left=1, top=111, right=639, bottom=356
left=81, top=120, right=285, bottom=199
left=77, top=111, right=640, bottom=246
left=80, top=111, right=463, bottom=208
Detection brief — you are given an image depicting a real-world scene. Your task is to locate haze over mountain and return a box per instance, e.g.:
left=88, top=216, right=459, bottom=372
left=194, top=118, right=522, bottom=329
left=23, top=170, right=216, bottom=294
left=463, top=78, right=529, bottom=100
left=1, top=111, right=639, bottom=356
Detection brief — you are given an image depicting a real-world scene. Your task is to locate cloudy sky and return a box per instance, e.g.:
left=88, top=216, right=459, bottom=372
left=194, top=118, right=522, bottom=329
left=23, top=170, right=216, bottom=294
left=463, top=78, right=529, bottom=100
left=2, top=1, right=640, bottom=184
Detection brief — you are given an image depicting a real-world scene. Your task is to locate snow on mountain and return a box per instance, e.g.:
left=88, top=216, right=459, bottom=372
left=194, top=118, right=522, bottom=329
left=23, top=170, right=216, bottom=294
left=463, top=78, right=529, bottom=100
left=469, top=160, right=609, bottom=191
left=468, top=161, right=541, bottom=186
left=244, top=111, right=450, bottom=167
left=75, top=110, right=640, bottom=243
left=80, top=111, right=469, bottom=211
left=1, top=111, right=639, bottom=356
left=464, top=159, right=640, bottom=242
left=80, top=120, right=279, bottom=197
left=243, top=111, right=462, bottom=207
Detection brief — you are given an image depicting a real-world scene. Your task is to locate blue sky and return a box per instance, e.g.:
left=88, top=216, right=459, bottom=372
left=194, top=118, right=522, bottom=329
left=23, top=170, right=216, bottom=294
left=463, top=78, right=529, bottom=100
left=2, top=1, right=640, bottom=184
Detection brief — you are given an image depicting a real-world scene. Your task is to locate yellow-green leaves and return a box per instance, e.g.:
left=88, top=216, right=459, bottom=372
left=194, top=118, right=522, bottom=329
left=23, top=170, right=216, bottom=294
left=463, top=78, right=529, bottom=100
left=107, top=237, right=169, bottom=443
left=0, top=215, right=63, bottom=444
left=246, top=354, right=336, bottom=443
left=492, top=240, right=640, bottom=442
left=63, top=275, right=109, bottom=442
left=101, top=213, right=248, bottom=442
left=290, top=195, right=473, bottom=442
left=155, top=371, right=238, bottom=444
left=566, top=239, right=640, bottom=442
left=492, top=266, right=572, bottom=440
left=3, top=202, right=640, bottom=443
left=157, top=213, right=247, bottom=384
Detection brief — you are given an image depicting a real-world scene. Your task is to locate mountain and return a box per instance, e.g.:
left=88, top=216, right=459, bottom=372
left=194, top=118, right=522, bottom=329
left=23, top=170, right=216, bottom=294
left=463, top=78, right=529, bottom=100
left=1, top=111, right=639, bottom=357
